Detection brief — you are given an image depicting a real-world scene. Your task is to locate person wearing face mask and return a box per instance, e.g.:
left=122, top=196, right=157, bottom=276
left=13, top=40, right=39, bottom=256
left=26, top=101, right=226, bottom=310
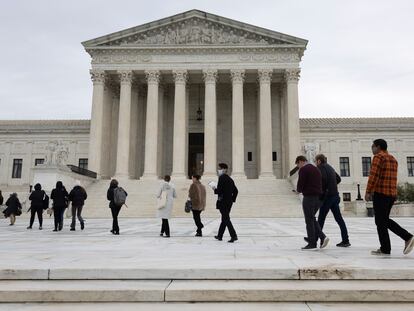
left=211, top=163, right=239, bottom=243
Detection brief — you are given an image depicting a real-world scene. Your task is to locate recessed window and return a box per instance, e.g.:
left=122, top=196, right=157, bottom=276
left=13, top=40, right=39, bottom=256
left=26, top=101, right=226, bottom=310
left=343, top=192, right=351, bottom=202
left=339, top=157, right=350, bottom=177
left=78, top=158, right=88, bottom=170
left=247, top=152, right=252, bottom=162
left=272, top=152, right=277, bottom=162
left=35, top=158, right=44, bottom=166
left=362, top=157, right=371, bottom=177
left=408, top=157, right=414, bottom=177
left=12, top=159, right=23, bottom=179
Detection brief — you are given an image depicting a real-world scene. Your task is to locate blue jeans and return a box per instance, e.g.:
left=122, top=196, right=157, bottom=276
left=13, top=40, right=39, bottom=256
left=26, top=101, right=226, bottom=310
left=318, top=194, right=349, bottom=243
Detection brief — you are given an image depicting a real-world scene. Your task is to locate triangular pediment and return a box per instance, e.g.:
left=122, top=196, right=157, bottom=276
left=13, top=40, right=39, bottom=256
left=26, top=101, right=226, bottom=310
left=82, top=10, right=307, bottom=48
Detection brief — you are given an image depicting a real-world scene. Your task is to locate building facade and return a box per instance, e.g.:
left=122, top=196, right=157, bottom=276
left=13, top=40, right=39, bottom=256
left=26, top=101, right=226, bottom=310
left=82, top=10, right=306, bottom=180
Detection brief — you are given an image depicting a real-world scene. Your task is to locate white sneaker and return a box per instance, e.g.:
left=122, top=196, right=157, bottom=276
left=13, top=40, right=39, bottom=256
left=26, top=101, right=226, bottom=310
left=371, top=249, right=390, bottom=256
left=404, top=236, right=414, bottom=255
left=320, top=237, right=329, bottom=249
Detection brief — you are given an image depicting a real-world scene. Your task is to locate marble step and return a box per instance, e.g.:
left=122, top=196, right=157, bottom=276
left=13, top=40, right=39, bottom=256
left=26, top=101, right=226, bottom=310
left=2, top=266, right=414, bottom=281
left=2, top=302, right=414, bottom=311
left=0, top=280, right=413, bottom=303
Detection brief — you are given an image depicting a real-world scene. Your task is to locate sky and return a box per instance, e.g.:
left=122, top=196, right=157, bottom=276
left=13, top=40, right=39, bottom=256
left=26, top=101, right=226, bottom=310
left=0, top=0, right=413, bottom=120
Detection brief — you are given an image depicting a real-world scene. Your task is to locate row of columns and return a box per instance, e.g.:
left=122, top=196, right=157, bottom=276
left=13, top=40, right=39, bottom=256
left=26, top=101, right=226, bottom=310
left=89, top=68, right=301, bottom=180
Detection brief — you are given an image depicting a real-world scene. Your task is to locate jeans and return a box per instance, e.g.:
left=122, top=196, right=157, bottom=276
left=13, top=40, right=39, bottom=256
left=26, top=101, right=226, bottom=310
left=111, top=205, right=121, bottom=233
left=54, top=206, right=65, bottom=230
left=318, top=194, right=349, bottom=242
left=373, top=192, right=413, bottom=254
left=217, top=203, right=237, bottom=239
left=303, top=195, right=325, bottom=247
left=192, top=210, right=204, bottom=233
left=71, top=205, right=84, bottom=229
left=29, top=208, right=43, bottom=228
left=161, top=218, right=170, bottom=236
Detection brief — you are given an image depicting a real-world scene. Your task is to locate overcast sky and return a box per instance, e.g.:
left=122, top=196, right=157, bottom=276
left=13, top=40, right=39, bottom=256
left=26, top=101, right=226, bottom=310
left=0, top=0, right=413, bottom=120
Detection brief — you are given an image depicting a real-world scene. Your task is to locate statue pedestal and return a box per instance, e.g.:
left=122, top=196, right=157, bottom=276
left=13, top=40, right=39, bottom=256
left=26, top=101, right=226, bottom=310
left=31, top=165, right=95, bottom=192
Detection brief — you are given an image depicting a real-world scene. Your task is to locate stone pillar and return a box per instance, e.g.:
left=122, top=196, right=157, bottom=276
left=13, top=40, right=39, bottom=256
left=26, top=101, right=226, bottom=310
left=203, top=69, right=218, bottom=177
left=171, top=70, right=188, bottom=179
left=258, top=69, right=274, bottom=179
left=114, top=71, right=133, bottom=178
left=88, top=69, right=106, bottom=177
left=230, top=69, right=246, bottom=178
left=284, top=68, right=301, bottom=170
left=142, top=70, right=161, bottom=179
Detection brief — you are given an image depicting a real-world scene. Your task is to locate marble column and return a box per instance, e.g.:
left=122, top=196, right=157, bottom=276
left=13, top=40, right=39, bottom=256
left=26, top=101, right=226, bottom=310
left=142, top=70, right=161, bottom=179
left=171, top=70, right=188, bottom=179
left=258, top=69, right=274, bottom=178
left=88, top=69, right=106, bottom=177
left=203, top=69, right=218, bottom=177
left=230, top=69, right=246, bottom=178
left=284, top=68, right=301, bottom=170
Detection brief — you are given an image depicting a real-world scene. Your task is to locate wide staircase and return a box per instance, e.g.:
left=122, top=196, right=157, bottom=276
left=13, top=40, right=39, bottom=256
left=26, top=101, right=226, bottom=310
left=82, top=178, right=303, bottom=218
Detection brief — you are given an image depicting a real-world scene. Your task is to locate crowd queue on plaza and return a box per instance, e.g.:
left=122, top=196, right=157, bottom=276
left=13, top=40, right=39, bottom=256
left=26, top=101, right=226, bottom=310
left=0, top=139, right=413, bottom=255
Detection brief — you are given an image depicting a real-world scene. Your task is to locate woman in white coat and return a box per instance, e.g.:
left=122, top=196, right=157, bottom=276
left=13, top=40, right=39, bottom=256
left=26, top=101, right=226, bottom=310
left=157, top=175, right=177, bottom=237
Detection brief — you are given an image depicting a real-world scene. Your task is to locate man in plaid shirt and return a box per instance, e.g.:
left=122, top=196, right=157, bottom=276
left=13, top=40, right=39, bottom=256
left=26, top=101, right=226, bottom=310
left=365, top=139, right=414, bottom=255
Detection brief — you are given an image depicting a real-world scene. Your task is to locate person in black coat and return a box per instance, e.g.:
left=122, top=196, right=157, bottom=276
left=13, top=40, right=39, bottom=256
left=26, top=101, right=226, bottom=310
left=50, top=181, right=69, bottom=232
left=212, top=163, right=239, bottom=243
left=107, top=179, right=127, bottom=235
left=28, top=183, right=47, bottom=230
left=3, top=193, right=22, bottom=225
left=68, top=181, right=88, bottom=231
left=0, top=190, right=3, bottom=206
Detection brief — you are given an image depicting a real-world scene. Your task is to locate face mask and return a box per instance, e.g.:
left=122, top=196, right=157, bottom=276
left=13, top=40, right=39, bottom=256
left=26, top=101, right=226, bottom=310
left=217, top=169, right=224, bottom=176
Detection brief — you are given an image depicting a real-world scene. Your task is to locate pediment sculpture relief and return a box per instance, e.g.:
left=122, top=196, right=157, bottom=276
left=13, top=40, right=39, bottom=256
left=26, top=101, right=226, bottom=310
left=101, top=18, right=288, bottom=46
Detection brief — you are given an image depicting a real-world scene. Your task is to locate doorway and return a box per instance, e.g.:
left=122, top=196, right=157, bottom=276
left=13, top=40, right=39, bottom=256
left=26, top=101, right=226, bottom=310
left=188, top=133, right=204, bottom=178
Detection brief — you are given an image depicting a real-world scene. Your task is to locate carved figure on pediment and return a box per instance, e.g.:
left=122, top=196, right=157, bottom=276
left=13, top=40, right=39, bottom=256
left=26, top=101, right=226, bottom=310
left=201, top=27, right=211, bottom=43
left=165, top=28, right=177, bottom=44
left=189, top=26, right=202, bottom=44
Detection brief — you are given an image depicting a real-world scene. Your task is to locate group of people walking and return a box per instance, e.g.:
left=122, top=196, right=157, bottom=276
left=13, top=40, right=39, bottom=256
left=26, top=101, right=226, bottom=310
left=295, top=138, right=414, bottom=256
left=1, top=181, right=87, bottom=231
left=1, top=139, right=412, bottom=256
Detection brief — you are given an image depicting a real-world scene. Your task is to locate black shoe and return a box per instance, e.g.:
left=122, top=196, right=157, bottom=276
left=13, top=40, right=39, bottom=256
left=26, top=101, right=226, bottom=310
left=58, top=226, right=63, bottom=231
left=53, top=229, right=58, bottom=232
left=27, top=226, right=32, bottom=230
left=214, top=235, right=223, bottom=241
left=301, top=244, right=318, bottom=251
left=195, top=232, right=202, bottom=237
left=81, top=222, right=85, bottom=230
left=114, top=232, right=120, bottom=235
left=228, top=237, right=238, bottom=243
left=70, top=228, right=75, bottom=231
left=39, top=226, right=42, bottom=230
left=160, top=232, right=164, bottom=236
left=164, top=235, right=170, bottom=238
left=336, top=241, right=351, bottom=247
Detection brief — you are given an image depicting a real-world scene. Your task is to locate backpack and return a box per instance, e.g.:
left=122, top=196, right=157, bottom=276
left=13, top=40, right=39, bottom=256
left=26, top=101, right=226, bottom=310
left=113, top=187, right=127, bottom=207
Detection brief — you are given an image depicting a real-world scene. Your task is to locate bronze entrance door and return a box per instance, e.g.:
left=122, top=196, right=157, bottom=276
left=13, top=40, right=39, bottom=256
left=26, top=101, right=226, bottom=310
left=188, top=133, right=204, bottom=178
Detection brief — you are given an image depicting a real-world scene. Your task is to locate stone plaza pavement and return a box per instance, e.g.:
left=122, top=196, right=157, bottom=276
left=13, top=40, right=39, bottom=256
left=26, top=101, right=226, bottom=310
left=0, top=216, right=413, bottom=310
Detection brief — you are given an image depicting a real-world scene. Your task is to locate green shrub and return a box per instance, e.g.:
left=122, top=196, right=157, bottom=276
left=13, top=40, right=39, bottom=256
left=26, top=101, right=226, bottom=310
left=397, top=183, right=414, bottom=203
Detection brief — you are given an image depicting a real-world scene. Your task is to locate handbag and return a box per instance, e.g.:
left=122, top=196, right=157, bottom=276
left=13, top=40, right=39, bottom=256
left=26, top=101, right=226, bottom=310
left=157, top=191, right=167, bottom=210
left=185, top=200, right=192, bottom=213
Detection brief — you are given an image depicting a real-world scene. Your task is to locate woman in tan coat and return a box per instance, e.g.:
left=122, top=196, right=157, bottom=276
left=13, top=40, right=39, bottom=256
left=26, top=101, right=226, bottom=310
left=188, top=174, right=206, bottom=236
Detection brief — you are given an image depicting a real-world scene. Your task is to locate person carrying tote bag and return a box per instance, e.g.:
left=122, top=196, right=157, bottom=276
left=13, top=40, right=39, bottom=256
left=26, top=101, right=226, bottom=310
left=156, top=175, right=176, bottom=238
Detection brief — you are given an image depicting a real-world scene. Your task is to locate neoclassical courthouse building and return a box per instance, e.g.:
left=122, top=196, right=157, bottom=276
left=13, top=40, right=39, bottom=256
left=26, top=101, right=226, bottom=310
left=1, top=10, right=414, bottom=215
